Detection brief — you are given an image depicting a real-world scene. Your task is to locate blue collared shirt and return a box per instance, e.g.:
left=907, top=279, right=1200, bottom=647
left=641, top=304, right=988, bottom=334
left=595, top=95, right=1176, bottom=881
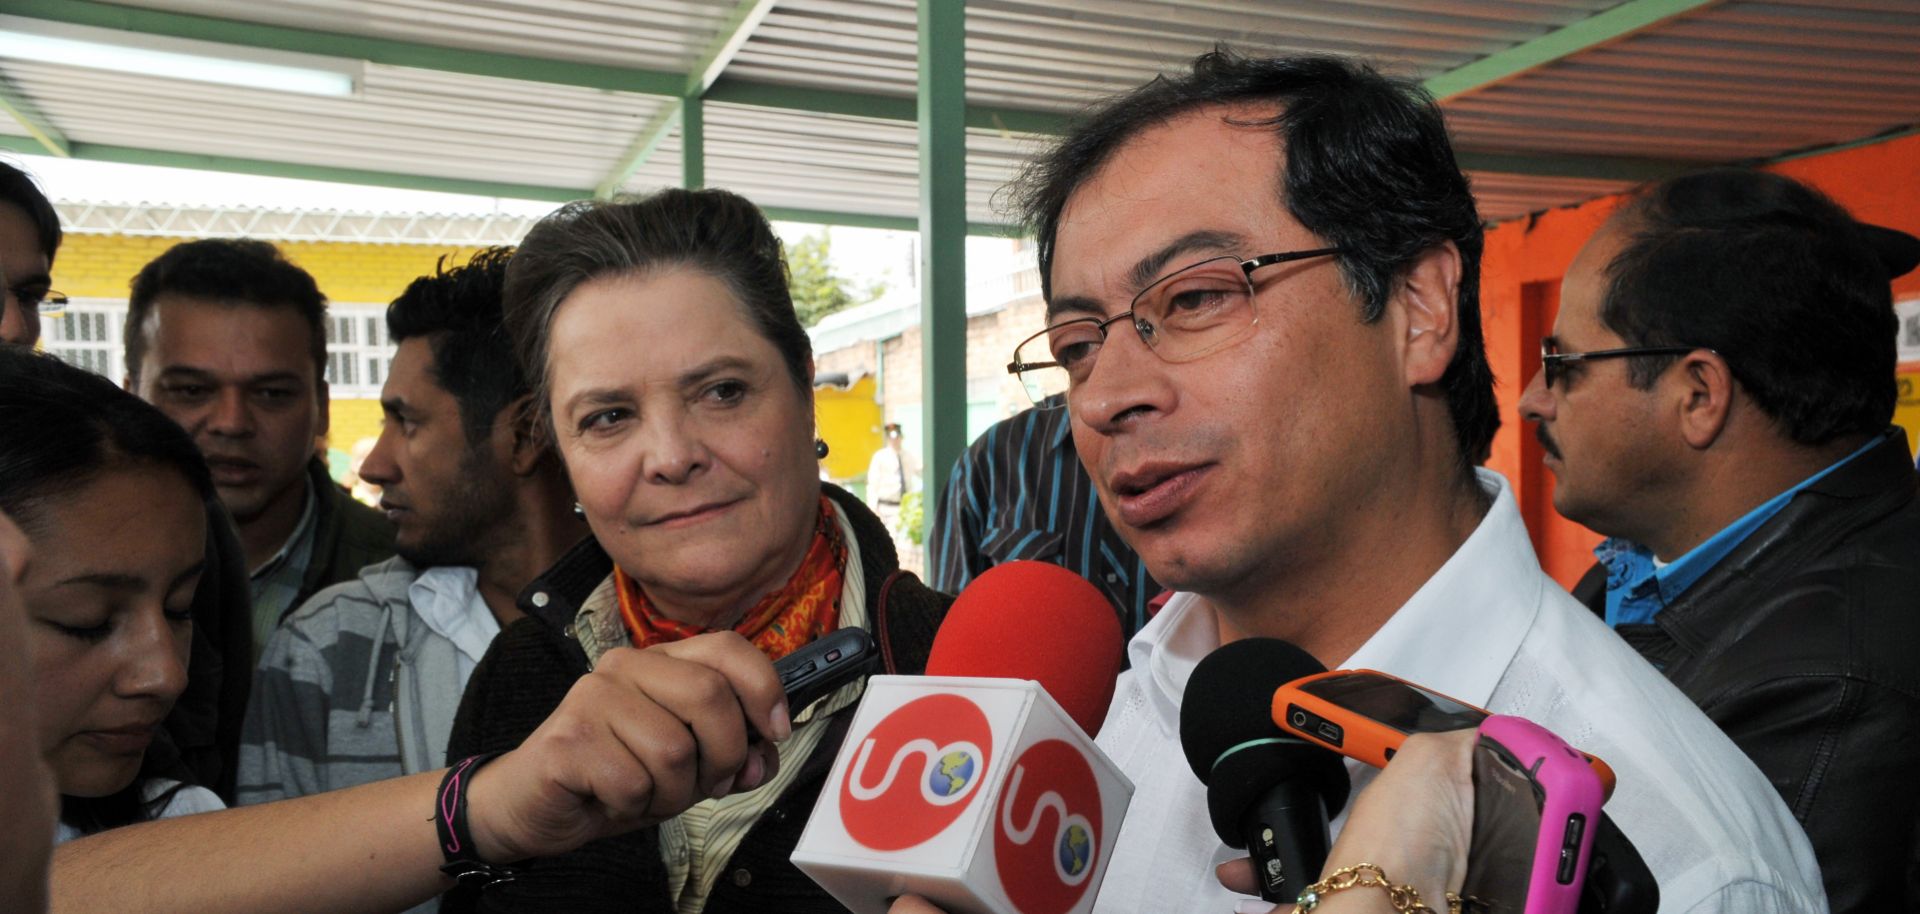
left=1600, top=436, right=1883, bottom=628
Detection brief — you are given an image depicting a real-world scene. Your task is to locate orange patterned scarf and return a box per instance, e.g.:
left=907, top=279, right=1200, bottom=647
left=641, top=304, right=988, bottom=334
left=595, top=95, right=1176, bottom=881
left=613, top=494, right=846, bottom=662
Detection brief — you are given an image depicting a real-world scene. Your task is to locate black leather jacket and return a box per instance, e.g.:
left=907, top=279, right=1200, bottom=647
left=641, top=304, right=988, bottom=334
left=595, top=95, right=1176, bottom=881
left=1572, top=429, right=1920, bottom=913
left=442, top=484, right=951, bottom=914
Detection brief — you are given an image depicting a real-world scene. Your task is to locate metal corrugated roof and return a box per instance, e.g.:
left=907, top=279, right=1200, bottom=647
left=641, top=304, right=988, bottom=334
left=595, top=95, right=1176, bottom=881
left=614, top=104, right=1037, bottom=223
left=96, top=0, right=736, bottom=72
left=2, top=0, right=1916, bottom=226
left=1446, top=0, right=1920, bottom=163
left=6, top=57, right=676, bottom=188
left=727, top=0, right=1631, bottom=108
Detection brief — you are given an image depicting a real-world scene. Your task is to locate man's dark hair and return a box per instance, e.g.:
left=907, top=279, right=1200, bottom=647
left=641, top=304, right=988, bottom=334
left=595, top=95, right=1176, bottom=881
left=387, top=246, right=527, bottom=446
left=1011, top=49, right=1497, bottom=466
left=0, top=160, right=61, bottom=265
left=1604, top=168, right=1896, bottom=446
left=124, top=238, right=328, bottom=385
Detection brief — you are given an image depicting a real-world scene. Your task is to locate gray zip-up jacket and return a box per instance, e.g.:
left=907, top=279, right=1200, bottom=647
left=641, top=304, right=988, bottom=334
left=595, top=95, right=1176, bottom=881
left=237, top=556, right=470, bottom=804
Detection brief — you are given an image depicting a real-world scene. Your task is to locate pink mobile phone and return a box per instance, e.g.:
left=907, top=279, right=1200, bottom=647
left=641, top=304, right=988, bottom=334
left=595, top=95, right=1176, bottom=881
left=1464, top=715, right=1604, bottom=914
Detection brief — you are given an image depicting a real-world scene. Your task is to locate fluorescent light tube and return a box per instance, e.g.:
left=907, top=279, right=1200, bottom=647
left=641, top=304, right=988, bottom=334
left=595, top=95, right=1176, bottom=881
left=0, top=14, right=360, bottom=98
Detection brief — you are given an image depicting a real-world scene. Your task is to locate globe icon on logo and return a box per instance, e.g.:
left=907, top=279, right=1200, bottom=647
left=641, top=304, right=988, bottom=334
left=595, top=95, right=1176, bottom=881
left=1057, top=823, right=1092, bottom=877
left=928, top=750, right=976, bottom=797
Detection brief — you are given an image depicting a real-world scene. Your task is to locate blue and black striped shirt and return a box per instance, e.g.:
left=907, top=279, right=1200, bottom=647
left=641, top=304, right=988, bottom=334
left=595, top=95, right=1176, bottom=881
left=930, top=401, right=1160, bottom=638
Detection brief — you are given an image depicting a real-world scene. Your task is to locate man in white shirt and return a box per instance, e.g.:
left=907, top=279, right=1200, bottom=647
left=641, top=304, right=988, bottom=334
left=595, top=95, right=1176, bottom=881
left=985, top=50, right=1826, bottom=913
left=238, top=249, right=586, bottom=823
left=865, top=421, right=921, bottom=536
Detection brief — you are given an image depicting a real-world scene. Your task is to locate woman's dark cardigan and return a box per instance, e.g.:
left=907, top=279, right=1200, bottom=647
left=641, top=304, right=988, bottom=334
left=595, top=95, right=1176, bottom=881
left=442, top=484, right=952, bottom=913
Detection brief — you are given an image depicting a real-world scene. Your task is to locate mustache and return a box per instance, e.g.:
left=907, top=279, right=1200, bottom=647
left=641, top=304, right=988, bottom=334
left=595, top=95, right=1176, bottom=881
left=1535, top=425, right=1562, bottom=461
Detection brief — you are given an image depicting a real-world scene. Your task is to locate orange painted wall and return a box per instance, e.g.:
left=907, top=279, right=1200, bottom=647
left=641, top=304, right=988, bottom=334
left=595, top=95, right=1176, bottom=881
left=1480, top=131, right=1920, bottom=589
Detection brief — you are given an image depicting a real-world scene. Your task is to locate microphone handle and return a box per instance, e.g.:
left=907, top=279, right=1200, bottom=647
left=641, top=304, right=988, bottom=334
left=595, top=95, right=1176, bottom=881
left=1239, top=780, right=1332, bottom=903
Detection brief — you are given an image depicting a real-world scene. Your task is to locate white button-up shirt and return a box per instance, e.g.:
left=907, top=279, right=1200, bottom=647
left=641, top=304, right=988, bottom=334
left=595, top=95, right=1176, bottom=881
left=1091, top=470, right=1826, bottom=913
left=407, top=565, right=500, bottom=690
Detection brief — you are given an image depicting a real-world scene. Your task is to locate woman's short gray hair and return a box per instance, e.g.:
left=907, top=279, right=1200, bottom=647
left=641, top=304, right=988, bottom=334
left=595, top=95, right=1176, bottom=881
left=503, top=188, right=812, bottom=435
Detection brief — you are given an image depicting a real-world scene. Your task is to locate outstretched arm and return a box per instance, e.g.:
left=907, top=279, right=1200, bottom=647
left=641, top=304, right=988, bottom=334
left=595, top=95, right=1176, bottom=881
left=52, top=632, right=789, bottom=914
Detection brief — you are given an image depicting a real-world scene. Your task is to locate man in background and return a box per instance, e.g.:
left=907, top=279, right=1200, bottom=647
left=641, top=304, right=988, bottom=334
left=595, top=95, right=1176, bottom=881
left=931, top=396, right=1159, bottom=637
left=1521, top=167, right=1920, bottom=912
left=239, top=249, right=586, bottom=836
left=865, top=421, right=920, bottom=540
left=125, top=238, right=393, bottom=661
left=0, top=161, right=61, bottom=347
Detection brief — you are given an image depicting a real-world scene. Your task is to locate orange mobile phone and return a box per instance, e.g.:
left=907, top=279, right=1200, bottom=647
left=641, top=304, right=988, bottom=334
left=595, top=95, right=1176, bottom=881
left=1272, top=669, right=1617, bottom=798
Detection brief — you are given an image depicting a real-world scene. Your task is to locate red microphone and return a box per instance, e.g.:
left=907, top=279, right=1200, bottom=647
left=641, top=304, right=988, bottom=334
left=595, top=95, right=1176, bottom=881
left=794, top=561, right=1134, bottom=914
left=925, top=560, right=1124, bottom=735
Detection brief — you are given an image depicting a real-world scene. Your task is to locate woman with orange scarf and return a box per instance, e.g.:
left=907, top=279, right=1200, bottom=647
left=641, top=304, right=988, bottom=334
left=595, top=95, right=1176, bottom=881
left=442, top=188, right=952, bottom=914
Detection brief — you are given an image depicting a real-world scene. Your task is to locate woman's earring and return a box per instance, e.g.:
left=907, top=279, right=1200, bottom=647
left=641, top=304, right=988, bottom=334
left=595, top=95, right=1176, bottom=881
left=814, top=438, right=830, bottom=459
left=572, top=502, right=586, bottom=518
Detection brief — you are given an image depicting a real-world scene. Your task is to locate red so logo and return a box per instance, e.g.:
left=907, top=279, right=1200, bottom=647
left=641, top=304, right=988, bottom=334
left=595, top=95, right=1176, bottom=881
left=993, top=739, right=1103, bottom=914
left=839, top=693, right=993, bottom=851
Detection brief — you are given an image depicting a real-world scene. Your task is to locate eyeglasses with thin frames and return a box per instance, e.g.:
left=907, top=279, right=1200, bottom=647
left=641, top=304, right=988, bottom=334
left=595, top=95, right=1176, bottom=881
left=1007, top=246, right=1345, bottom=406
left=1537, top=338, right=1709, bottom=389
left=12, top=287, right=68, bottom=314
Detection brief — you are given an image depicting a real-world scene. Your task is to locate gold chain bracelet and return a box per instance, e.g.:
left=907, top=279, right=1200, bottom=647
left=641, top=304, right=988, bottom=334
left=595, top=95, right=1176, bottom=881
left=1294, top=863, right=1471, bottom=914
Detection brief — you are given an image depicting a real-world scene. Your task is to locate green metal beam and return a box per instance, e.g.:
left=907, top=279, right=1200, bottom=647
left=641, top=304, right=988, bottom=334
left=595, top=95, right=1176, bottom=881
left=595, top=104, right=682, bottom=199
left=704, top=78, right=1068, bottom=135
left=1424, top=0, right=1720, bottom=101
left=688, top=0, right=780, bottom=95
left=682, top=93, right=705, bottom=189
left=969, top=106, right=1070, bottom=137
left=761, top=205, right=1014, bottom=237
left=0, top=76, right=68, bottom=157
left=918, top=0, right=968, bottom=523
left=1764, top=123, right=1920, bottom=166
left=706, top=79, right=915, bottom=122
left=1455, top=151, right=1689, bottom=183
left=0, top=135, right=584, bottom=201
left=6, top=0, right=684, bottom=94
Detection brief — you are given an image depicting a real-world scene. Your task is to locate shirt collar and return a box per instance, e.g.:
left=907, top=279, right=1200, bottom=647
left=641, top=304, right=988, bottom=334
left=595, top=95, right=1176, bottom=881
left=1124, top=469, right=1535, bottom=725
left=1125, top=588, right=1221, bottom=730
left=1598, top=433, right=1883, bottom=627
left=407, top=565, right=499, bottom=664
left=1340, top=469, right=1535, bottom=711
left=249, top=480, right=318, bottom=580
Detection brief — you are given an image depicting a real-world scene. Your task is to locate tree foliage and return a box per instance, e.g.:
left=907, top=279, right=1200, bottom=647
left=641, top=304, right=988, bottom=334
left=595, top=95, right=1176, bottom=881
left=787, top=230, right=883, bottom=327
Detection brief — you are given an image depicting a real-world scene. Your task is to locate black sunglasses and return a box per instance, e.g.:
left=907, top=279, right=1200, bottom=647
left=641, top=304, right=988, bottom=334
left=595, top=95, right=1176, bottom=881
left=1538, top=339, right=1708, bottom=389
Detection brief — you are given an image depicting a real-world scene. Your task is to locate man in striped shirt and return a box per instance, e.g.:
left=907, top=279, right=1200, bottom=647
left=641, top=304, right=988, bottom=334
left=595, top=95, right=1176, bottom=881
left=236, top=249, right=586, bottom=879
left=930, top=395, right=1160, bottom=637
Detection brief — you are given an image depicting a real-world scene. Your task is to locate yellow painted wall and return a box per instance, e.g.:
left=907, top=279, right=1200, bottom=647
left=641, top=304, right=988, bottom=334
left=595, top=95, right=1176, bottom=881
left=1897, top=365, right=1920, bottom=456
left=815, top=376, right=883, bottom=481
left=61, top=234, right=903, bottom=485
left=330, top=398, right=386, bottom=454
left=58, top=232, right=492, bottom=463
left=58, top=233, right=492, bottom=304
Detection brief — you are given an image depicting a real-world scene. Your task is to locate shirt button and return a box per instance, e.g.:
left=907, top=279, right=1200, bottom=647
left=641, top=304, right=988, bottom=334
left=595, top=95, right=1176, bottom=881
left=731, top=868, right=752, bottom=888
left=531, top=591, right=550, bottom=608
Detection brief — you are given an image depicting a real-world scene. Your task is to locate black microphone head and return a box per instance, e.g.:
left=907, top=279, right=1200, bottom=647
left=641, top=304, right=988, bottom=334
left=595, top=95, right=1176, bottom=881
left=1179, top=638, right=1350, bottom=846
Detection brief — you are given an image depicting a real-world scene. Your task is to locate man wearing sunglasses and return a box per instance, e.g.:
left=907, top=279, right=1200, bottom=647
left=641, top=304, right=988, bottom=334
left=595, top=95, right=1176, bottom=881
left=1519, top=168, right=1920, bottom=913
left=898, top=51, right=1827, bottom=914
